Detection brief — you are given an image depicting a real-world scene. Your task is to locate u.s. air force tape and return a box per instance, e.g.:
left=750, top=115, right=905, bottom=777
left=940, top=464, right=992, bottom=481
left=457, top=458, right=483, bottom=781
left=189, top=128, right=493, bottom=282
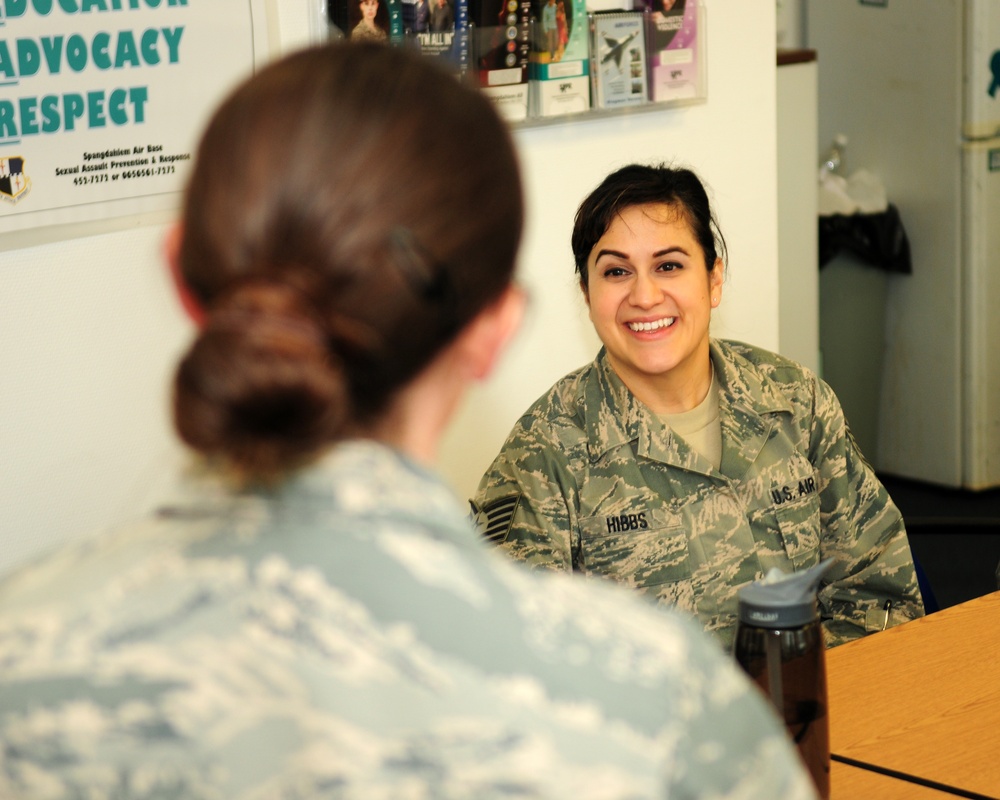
left=470, top=494, right=520, bottom=544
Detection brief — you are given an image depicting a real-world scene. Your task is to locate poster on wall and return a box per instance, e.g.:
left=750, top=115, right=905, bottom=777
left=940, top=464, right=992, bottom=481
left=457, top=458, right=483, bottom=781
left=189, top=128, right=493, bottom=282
left=0, top=0, right=275, bottom=246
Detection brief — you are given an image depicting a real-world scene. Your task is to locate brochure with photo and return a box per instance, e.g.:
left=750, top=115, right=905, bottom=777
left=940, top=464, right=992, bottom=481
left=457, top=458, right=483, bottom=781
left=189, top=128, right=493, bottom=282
left=528, top=0, right=590, bottom=117
left=330, top=0, right=404, bottom=43
left=402, top=0, right=471, bottom=74
left=646, top=0, right=701, bottom=103
left=471, top=0, right=533, bottom=122
left=590, top=11, right=648, bottom=109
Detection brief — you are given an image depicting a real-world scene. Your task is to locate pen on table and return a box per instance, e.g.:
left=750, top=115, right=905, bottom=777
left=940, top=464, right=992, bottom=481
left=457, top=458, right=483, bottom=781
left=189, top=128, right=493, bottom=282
left=881, top=600, right=892, bottom=631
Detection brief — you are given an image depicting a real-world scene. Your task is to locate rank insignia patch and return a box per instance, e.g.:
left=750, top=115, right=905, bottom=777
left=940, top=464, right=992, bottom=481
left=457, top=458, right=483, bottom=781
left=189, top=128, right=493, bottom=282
left=470, top=494, right=520, bottom=544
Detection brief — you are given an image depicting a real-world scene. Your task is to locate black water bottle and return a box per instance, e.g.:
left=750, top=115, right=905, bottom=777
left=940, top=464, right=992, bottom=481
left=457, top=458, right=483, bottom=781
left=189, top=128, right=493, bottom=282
left=734, top=559, right=834, bottom=799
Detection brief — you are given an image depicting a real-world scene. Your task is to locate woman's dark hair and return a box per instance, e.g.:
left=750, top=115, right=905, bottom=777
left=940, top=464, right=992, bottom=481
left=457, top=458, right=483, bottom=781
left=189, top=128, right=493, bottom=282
left=174, top=42, right=523, bottom=480
left=571, top=163, right=727, bottom=286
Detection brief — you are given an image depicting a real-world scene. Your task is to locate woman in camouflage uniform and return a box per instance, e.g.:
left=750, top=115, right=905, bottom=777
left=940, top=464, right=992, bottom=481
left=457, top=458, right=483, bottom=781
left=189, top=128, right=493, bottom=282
left=475, top=163, right=925, bottom=651
left=0, top=49, right=816, bottom=799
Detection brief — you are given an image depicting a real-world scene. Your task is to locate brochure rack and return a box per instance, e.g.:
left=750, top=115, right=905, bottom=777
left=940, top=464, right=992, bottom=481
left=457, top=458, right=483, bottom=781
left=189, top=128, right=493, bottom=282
left=515, top=0, right=705, bottom=128
left=326, top=0, right=706, bottom=129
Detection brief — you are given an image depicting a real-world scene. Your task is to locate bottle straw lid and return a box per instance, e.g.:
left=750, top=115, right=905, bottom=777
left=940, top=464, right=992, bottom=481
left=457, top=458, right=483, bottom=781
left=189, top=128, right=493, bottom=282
left=737, top=559, right=835, bottom=629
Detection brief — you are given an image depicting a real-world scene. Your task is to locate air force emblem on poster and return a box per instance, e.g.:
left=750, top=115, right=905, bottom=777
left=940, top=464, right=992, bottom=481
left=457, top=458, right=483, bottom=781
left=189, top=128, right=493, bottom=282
left=1, top=157, right=30, bottom=203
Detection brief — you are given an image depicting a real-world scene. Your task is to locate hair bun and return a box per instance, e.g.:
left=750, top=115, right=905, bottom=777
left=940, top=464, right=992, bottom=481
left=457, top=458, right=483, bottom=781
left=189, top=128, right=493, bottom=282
left=173, top=280, right=349, bottom=478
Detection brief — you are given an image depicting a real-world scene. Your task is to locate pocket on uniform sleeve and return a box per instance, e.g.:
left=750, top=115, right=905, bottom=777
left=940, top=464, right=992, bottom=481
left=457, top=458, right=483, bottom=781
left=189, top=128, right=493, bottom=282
left=774, top=493, right=821, bottom=567
left=578, top=510, right=691, bottom=588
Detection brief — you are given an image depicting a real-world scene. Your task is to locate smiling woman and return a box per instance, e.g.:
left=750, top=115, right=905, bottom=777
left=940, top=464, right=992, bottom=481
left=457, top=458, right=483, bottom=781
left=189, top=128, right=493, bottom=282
left=473, top=162, right=927, bottom=653
left=582, top=202, right=722, bottom=414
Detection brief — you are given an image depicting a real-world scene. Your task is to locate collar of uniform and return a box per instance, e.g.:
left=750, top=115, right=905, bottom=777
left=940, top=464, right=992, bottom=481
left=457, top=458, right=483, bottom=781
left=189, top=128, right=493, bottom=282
left=580, top=342, right=795, bottom=467
left=580, top=349, right=640, bottom=461
left=712, top=339, right=797, bottom=481
left=307, top=440, right=467, bottom=526
left=156, top=440, right=472, bottom=548
left=710, top=339, right=795, bottom=417
left=582, top=349, right=695, bottom=465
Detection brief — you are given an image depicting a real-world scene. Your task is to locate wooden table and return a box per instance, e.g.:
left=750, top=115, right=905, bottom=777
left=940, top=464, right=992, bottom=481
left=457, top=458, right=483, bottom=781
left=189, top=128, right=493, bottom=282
left=831, top=759, right=962, bottom=798
left=826, top=591, right=1000, bottom=799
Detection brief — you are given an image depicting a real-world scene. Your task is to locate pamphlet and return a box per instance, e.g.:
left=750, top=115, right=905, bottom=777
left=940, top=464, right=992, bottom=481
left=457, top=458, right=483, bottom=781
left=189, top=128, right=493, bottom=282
left=471, top=0, right=533, bottom=122
left=528, top=0, right=590, bottom=117
left=403, top=0, right=471, bottom=74
left=646, top=0, right=699, bottom=103
left=590, top=11, right=648, bottom=109
left=330, top=0, right=404, bottom=43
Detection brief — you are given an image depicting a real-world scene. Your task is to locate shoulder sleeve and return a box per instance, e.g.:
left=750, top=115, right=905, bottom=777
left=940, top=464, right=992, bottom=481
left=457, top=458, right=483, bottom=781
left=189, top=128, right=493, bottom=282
left=808, top=376, right=925, bottom=645
left=472, top=414, right=582, bottom=572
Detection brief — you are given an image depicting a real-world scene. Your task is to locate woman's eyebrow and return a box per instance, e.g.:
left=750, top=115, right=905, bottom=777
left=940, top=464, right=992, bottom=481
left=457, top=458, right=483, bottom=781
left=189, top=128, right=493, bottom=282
left=652, top=246, right=689, bottom=258
left=594, top=245, right=690, bottom=261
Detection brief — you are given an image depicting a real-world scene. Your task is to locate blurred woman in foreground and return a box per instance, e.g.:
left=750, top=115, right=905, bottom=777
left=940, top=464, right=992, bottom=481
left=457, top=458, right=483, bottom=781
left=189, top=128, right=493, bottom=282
left=0, top=43, right=815, bottom=799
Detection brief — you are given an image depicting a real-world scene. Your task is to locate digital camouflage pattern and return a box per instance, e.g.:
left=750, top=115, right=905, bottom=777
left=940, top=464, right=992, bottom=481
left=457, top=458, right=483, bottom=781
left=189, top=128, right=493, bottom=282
left=474, top=339, right=925, bottom=651
left=0, top=440, right=817, bottom=800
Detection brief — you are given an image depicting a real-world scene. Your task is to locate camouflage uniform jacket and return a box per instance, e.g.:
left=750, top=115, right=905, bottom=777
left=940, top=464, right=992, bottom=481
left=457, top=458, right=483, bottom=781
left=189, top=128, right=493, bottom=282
left=0, top=440, right=817, bottom=799
left=474, top=339, right=924, bottom=650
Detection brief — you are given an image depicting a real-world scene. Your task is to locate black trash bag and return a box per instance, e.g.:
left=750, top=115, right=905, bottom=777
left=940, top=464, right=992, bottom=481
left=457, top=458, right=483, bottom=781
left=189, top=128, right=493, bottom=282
left=818, top=203, right=912, bottom=274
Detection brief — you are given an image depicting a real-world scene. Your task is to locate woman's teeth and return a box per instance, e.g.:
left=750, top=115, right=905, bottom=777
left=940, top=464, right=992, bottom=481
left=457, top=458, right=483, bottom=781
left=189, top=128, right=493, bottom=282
left=628, top=317, right=675, bottom=332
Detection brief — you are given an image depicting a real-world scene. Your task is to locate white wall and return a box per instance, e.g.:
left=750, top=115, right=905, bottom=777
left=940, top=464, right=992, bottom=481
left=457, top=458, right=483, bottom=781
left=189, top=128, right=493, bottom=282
left=0, top=228, right=193, bottom=572
left=0, top=0, right=777, bottom=575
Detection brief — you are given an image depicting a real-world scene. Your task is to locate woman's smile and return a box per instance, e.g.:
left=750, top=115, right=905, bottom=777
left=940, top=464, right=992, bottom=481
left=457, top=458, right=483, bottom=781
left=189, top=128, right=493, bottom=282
left=626, top=316, right=677, bottom=333
left=584, top=202, right=722, bottom=413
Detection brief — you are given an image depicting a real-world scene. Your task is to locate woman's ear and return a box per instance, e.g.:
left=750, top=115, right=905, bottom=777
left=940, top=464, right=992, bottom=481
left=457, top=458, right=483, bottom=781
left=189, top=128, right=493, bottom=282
left=164, top=224, right=205, bottom=327
left=458, top=285, right=526, bottom=381
left=709, top=257, right=723, bottom=307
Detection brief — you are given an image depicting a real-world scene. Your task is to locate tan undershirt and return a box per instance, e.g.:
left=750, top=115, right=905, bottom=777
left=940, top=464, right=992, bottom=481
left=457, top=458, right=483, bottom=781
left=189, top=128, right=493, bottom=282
left=659, top=367, right=722, bottom=471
